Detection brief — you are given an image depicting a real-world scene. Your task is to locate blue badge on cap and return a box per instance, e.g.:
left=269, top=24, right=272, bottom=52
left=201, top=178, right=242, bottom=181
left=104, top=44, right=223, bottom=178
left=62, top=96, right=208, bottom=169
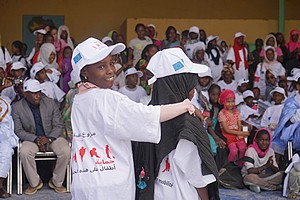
left=173, top=60, right=185, bottom=71
left=73, top=53, right=82, bottom=64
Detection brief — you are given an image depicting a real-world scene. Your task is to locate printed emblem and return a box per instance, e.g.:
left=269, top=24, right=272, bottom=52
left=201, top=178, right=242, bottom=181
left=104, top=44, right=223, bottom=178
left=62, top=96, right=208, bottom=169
left=172, top=60, right=185, bottom=71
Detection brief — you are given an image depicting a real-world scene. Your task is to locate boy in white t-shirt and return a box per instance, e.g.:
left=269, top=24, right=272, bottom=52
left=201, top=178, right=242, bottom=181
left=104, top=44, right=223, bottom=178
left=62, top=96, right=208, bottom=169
left=30, top=62, right=65, bottom=103
left=70, top=38, right=201, bottom=200
left=261, top=87, right=286, bottom=134
left=118, top=67, right=147, bottom=103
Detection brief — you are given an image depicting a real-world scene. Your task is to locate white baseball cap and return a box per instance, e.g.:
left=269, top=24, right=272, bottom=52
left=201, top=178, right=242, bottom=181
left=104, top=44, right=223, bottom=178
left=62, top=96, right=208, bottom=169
left=270, top=87, right=287, bottom=99
left=23, top=79, right=42, bottom=92
left=33, top=29, right=47, bottom=35
left=189, top=26, right=199, bottom=34
left=242, top=90, right=254, bottom=99
left=198, top=67, right=212, bottom=78
left=71, top=37, right=125, bottom=73
left=11, top=62, right=27, bottom=71
left=291, top=68, right=300, bottom=76
left=101, top=36, right=113, bottom=44
left=146, top=48, right=209, bottom=85
left=206, top=35, right=219, bottom=45
left=287, top=71, right=300, bottom=82
left=234, top=32, right=246, bottom=39
left=237, top=78, right=249, bottom=87
left=125, top=67, right=143, bottom=78
left=30, top=62, right=45, bottom=79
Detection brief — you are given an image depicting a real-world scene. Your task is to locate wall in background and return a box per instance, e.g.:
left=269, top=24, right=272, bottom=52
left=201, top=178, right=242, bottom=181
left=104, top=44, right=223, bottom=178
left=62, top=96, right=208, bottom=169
left=0, top=0, right=299, bottom=51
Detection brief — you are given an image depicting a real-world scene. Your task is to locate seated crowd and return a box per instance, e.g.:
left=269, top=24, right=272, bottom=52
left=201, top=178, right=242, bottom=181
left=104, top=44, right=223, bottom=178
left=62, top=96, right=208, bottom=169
left=0, top=22, right=300, bottom=199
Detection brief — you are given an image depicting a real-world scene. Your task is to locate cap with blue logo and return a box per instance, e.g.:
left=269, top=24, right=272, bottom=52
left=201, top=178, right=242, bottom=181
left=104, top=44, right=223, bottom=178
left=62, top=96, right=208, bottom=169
left=71, top=37, right=125, bottom=73
left=146, top=48, right=209, bottom=85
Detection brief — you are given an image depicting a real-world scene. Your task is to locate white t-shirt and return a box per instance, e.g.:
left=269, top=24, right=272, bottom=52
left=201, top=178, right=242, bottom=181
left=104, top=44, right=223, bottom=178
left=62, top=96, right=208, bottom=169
left=40, top=81, right=65, bottom=102
left=238, top=104, right=260, bottom=121
left=216, top=80, right=237, bottom=92
left=154, top=139, right=216, bottom=200
left=71, top=88, right=161, bottom=200
left=241, top=147, right=277, bottom=177
left=128, top=37, right=153, bottom=66
left=227, top=47, right=248, bottom=81
left=118, top=85, right=147, bottom=103
left=184, top=41, right=206, bottom=60
left=261, top=104, right=284, bottom=134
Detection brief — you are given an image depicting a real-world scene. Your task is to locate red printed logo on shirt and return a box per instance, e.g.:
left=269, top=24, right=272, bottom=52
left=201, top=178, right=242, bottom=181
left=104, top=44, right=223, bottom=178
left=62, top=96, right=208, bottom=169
left=105, top=145, right=115, bottom=159
left=162, top=158, right=170, bottom=173
left=90, top=147, right=101, bottom=158
left=73, top=152, right=77, bottom=163
left=79, top=146, right=86, bottom=161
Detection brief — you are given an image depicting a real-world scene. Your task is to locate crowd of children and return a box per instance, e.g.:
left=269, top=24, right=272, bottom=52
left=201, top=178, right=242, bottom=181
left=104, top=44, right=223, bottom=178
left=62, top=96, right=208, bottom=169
left=1, top=22, right=300, bottom=199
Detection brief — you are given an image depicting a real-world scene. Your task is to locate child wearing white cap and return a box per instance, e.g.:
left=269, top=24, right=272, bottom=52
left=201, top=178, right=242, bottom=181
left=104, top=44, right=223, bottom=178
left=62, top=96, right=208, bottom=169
left=70, top=37, right=196, bottom=200
left=30, top=62, right=65, bottom=103
left=238, top=90, right=260, bottom=123
left=184, top=26, right=206, bottom=60
left=118, top=68, right=147, bottom=103
left=261, top=87, right=286, bottom=134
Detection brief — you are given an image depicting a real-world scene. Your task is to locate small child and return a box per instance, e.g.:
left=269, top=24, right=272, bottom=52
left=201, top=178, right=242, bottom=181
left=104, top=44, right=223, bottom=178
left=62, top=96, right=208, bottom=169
left=261, top=87, right=286, bottom=134
left=118, top=68, right=147, bottom=103
left=238, top=90, right=260, bottom=123
left=30, top=62, right=65, bottom=103
left=61, top=46, right=73, bottom=93
left=135, top=44, right=158, bottom=94
left=242, top=128, right=282, bottom=193
left=217, top=64, right=237, bottom=92
left=218, top=89, right=249, bottom=166
left=235, top=78, right=249, bottom=106
left=39, top=43, right=61, bottom=84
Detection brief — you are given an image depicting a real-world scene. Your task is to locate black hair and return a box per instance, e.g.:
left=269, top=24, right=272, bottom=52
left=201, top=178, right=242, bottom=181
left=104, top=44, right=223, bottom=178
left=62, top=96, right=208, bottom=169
left=141, top=44, right=158, bottom=60
left=256, top=130, right=270, bottom=140
left=165, top=26, right=177, bottom=40
left=255, top=38, right=263, bottom=46
left=135, top=23, right=145, bottom=32
left=12, top=40, right=24, bottom=54
left=208, top=83, right=221, bottom=94
left=44, top=32, right=54, bottom=42
left=181, top=30, right=189, bottom=37
left=253, top=87, right=260, bottom=91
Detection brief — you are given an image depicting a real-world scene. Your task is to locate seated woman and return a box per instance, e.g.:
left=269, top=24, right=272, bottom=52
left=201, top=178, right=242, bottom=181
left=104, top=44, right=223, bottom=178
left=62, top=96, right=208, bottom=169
left=242, top=128, right=282, bottom=193
left=0, top=96, right=18, bottom=198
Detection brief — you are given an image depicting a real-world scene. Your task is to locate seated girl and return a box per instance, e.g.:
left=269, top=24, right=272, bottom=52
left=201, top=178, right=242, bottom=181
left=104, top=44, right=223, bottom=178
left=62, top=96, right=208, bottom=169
left=218, top=89, right=249, bottom=166
left=242, top=128, right=282, bottom=193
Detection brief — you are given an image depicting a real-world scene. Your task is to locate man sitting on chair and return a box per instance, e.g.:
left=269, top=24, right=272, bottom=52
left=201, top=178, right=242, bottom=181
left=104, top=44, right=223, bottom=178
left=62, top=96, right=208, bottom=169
left=12, top=79, right=70, bottom=195
left=0, top=96, right=18, bottom=198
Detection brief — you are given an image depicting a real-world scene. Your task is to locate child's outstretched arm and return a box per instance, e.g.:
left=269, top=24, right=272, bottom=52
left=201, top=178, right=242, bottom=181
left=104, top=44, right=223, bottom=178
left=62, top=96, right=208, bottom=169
left=159, top=99, right=195, bottom=122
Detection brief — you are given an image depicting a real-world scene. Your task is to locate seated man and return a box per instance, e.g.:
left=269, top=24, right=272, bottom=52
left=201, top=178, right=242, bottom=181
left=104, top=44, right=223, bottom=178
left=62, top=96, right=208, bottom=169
left=0, top=96, right=18, bottom=198
left=12, top=79, right=70, bottom=195
left=272, top=74, right=300, bottom=159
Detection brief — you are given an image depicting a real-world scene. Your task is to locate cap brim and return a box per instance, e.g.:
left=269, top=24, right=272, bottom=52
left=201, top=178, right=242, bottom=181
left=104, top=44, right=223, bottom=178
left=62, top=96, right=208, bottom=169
left=82, top=43, right=125, bottom=69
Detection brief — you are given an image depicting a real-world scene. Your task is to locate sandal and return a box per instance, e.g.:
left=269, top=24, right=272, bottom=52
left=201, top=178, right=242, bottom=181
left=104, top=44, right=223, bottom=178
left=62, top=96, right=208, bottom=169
left=0, top=188, right=11, bottom=198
